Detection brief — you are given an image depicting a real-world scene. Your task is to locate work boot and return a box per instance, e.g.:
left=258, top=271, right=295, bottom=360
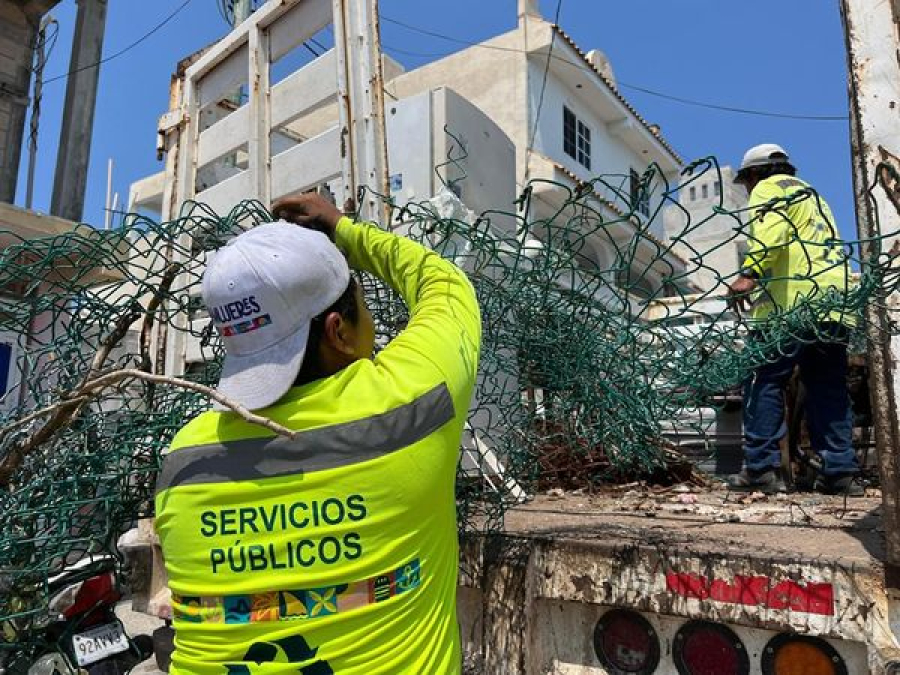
left=726, top=467, right=787, bottom=494
left=814, top=473, right=866, bottom=497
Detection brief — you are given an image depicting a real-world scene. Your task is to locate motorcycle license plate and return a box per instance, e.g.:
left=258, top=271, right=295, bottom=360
left=71, top=621, right=129, bottom=666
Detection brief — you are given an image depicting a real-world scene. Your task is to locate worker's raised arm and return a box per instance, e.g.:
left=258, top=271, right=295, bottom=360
left=272, top=193, right=481, bottom=401
left=741, top=181, right=793, bottom=277
left=335, top=217, right=481, bottom=400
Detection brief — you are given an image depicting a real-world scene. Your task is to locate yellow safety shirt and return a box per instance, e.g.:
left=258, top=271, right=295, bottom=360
left=155, top=216, right=481, bottom=674
left=741, top=174, right=852, bottom=324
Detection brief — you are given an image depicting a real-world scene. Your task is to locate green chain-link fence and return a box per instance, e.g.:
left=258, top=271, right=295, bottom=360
left=0, top=158, right=898, bottom=664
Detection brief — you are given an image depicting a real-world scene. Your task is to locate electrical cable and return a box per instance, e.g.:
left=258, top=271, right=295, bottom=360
left=217, top=0, right=232, bottom=25
left=29, top=19, right=60, bottom=74
left=616, top=83, right=848, bottom=121
left=44, top=0, right=197, bottom=85
left=309, top=37, right=329, bottom=53
left=379, top=14, right=849, bottom=122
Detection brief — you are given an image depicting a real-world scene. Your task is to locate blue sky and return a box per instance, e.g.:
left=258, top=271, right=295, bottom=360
left=15, top=0, right=853, bottom=238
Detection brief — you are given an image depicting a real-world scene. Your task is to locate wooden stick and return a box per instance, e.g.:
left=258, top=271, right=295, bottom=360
left=0, top=370, right=295, bottom=487
left=81, top=369, right=296, bottom=440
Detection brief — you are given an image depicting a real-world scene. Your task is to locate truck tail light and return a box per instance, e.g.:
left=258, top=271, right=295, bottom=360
left=761, top=634, right=848, bottom=675
left=673, top=620, right=749, bottom=675
left=593, top=609, right=660, bottom=674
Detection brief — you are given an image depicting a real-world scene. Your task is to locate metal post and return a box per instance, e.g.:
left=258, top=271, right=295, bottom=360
left=841, top=0, right=900, bottom=652
left=50, top=0, right=108, bottom=222
left=248, top=26, right=271, bottom=206
left=230, top=0, right=252, bottom=106
left=332, top=0, right=389, bottom=222
left=104, top=156, right=112, bottom=229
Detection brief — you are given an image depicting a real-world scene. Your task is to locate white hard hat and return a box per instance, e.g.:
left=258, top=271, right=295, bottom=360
left=735, top=143, right=792, bottom=183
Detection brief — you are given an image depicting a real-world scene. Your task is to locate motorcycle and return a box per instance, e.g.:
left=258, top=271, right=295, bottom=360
left=6, top=556, right=154, bottom=675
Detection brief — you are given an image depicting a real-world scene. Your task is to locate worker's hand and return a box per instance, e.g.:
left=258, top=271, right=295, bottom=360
left=727, top=275, right=757, bottom=314
left=272, top=192, right=343, bottom=240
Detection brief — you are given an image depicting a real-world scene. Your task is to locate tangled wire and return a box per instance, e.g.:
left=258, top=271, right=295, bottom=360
left=0, top=157, right=898, bottom=662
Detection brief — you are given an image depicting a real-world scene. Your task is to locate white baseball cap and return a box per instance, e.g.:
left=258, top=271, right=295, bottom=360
left=201, top=221, right=351, bottom=411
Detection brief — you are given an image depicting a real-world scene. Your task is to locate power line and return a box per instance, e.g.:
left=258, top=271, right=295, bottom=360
left=309, top=37, right=329, bottom=53
left=44, top=0, right=197, bottom=85
left=617, top=83, right=848, bottom=121
left=379, top=14, right=849, bottom=123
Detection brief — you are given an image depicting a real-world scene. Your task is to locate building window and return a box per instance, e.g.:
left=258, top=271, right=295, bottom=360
left=714, top=181, right=721, bottom=197
left=702, top=184, right=708, bottom=199
left=563, top=106, right=591, bottom=170
left=630, top=169, right=650, bottom=217
left=689, top=186, right=696, bottom=201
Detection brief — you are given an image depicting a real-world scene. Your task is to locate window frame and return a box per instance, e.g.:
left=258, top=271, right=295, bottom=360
left=630, top=168, right=651, bottom=217
left=563, top=105, right=592, bottom=170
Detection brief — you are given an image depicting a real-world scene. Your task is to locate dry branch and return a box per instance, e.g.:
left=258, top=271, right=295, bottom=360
left=0, top=264, right=291, bottom=487
left=0, top=368, right=295, bottom=486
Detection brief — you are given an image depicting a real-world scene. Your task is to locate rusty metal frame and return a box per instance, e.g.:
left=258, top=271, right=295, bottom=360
left=842, top=0, right=900, bottom=664
left=332, top=0, right=390, bottom=221
left=153, top=0, right=389, bottom=376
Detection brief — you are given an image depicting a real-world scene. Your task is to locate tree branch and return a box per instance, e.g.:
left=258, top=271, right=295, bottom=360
left=0, top=367, right=295, bottom=487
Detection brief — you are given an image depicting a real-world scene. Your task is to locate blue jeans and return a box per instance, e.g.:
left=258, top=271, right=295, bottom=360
left=743, top=326, right=858, bottom=477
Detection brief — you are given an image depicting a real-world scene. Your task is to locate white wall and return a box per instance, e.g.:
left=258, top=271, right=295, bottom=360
left=664, top=166, right=748, bottom=292
left=530, top=63, right=673, bottom=242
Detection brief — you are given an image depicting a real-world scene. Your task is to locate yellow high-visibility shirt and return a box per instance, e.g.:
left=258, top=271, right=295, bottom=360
left=155, top=216, right=481, bottom=674
left=741, top=174, right=852, bottom=325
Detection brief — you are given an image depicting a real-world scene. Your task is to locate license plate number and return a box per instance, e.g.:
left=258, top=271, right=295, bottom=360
left=71, top=621, right=129, bottom=666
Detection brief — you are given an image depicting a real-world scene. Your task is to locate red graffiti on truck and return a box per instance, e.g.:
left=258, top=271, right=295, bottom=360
left=665, top=572, right=834, bottom=616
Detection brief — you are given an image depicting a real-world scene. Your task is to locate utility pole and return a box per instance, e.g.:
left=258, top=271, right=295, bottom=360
left=50, top=0, right=108, bottom=222
left=841, top=0, right=900, bottom=660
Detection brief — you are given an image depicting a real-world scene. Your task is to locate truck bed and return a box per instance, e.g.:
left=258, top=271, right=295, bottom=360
left=458, top=486, right=895, bottom=673
left=503, top=486, right=884, bottom=568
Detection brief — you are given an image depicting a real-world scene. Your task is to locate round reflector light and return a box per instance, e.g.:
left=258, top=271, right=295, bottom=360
left=593, top=609, right=660, bottom=674
left=761, top=633, right=847, bottom=675
left=673, top=620, right=749, bottom=675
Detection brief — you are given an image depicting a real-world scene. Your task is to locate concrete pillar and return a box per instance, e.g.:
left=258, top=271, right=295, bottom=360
left=517, top=0, right=541, bottom=20
left=0, top=2, right=39, bottom=204
left=50, top=0, right=107, bottom=222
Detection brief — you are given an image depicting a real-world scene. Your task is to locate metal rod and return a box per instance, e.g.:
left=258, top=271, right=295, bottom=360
left=104, top=157, right=113, bottom=229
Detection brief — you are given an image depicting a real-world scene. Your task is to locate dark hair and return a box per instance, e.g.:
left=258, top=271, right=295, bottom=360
left=738, top=161, right=797, bottom=185
left=756, top=162, right=796, bottom=179
left=295, top=277, right=360, bottom=385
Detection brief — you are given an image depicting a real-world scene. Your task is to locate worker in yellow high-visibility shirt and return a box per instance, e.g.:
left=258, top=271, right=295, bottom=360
left=154, top=192, right=481, bottom=673
left=726, top=143, right=861, bottom=496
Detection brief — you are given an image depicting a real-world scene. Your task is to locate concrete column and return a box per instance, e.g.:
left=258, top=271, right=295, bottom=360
left=517, top=0, right=541, bottom=20
left=0, top=3, right=39, bottom=204
left=50, top=0, right=107, bottom=222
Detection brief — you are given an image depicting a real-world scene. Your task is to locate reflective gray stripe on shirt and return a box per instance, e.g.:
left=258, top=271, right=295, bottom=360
left=155, top=383, right=455, bottom=493
left=776, top=178, right=805, bottom=190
